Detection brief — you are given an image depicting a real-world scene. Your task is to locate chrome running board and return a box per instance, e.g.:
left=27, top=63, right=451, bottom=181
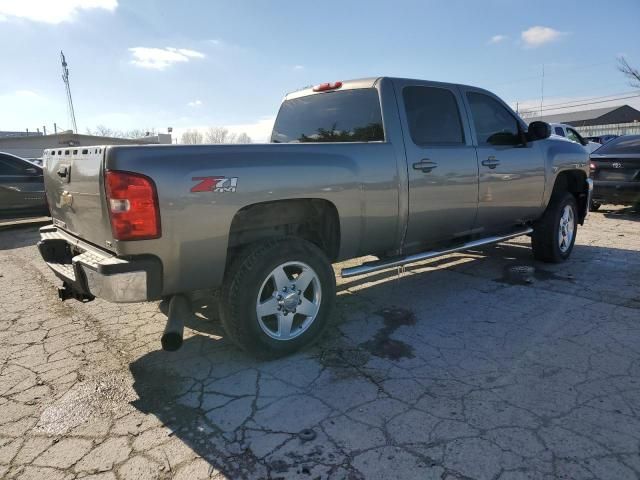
left=340, top=228, right=533, bottom=278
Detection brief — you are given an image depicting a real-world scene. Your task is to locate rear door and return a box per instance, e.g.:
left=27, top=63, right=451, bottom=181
left=461, top=88, right=545, bottom=233
left=0, top=153, right=46, bottom=213
left=394, top=80, right=479, bottom=251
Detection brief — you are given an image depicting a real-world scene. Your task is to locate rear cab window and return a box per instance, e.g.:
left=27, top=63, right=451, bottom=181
left=593, top=135, right=640, bottom=154
left=271, top=88, right=384, bottom=143
left=0, top=154, right=30, bottom=175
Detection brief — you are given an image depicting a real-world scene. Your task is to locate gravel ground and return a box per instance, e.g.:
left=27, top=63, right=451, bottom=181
left=0, top=206, right=639, bottom=480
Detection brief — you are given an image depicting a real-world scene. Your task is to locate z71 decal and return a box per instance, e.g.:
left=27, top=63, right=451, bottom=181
left=191, top=176, right=238, bottom=193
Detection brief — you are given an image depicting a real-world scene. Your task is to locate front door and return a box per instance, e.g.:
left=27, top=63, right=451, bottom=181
left=461, top=89, right=545, bottom=233
left=394, top=80, right=479, bottom=251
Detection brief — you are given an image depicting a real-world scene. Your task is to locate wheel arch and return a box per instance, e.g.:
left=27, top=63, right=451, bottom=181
left=547, top=169, right=589, bottom=224
left=225, top=198, right=341, bottom=273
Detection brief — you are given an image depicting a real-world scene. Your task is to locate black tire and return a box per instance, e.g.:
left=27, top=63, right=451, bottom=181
left=219, top=237, right=336, bottom=358
left=589, top=201, right=601, bottom=212
left=532, top=192, right=578, bottom=263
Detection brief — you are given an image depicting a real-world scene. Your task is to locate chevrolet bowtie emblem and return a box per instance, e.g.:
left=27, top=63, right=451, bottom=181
left=61, top=190, right=73, bottom=207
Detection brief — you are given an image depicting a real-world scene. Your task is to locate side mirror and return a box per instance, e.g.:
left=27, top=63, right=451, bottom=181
left=25, top=167, right=39, bottom=175
left=527, top=121, right=551, bottom=141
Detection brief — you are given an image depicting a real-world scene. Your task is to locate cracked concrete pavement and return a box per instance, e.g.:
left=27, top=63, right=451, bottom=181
left=0, top=205, right=639, bottom=479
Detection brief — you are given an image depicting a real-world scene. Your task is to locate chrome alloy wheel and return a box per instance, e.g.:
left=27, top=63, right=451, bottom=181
left=256, top=261, right=322, bottom=341
left=558, top=205, right=575, bottom=253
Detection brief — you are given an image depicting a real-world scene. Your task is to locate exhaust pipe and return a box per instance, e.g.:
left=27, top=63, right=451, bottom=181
left=161, top=294, right=190, bottom=351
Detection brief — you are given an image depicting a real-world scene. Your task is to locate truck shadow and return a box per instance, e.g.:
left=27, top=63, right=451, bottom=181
left=601, top=204, right=640, bottom=222
left=128, top=238, right=640, bottom=478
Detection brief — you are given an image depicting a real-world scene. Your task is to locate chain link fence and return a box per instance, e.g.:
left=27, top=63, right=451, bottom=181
left=575, top=122, right=640, bottom=136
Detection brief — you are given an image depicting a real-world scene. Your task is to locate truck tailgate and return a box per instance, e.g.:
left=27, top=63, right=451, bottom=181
left=43, top=147, right=114, bottom=251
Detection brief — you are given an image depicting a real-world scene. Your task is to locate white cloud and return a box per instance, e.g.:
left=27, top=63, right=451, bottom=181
left=293, top=65, right=304, bottom=70
left=488, top=35, right=508, bottom=45
left=187, top=99, right=202, bottom=107
left=129, top=47, right=205, bottom=70
left=521, top=26, right=564, bottom=48
left=0, top=0, right=117, bottom=24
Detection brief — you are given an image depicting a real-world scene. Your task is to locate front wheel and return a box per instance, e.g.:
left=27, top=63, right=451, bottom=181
left=532, top=192, right=578, bottom=263
left=220, top=237, right=336, bottom=357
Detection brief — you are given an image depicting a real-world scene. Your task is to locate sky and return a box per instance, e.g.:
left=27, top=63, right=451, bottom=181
left=1, top=0, right=639, bottom=142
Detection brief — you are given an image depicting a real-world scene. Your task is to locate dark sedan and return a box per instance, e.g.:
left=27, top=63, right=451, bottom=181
left=590, top=135, right=640, bottom=210
left=0, top=152, right=49, bottom=218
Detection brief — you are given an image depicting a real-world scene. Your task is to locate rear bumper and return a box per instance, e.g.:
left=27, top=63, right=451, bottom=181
left=592, top=181, right=640, bottom=205
left=37, top=225, right=162, bottom=303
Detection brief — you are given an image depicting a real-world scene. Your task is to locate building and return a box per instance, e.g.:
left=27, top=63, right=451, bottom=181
left=0, top=130, right=44, bottom=139
left=0, top=131, right=172, bottom=159
left=533, top=105, right=640, bottom=127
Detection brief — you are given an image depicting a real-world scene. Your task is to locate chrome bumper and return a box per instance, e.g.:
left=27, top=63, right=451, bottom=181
left=37, top=225, right=161, bottom=303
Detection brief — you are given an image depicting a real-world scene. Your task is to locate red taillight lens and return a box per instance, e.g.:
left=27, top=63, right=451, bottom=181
left=312, top=81, right=343, bottom=92
left=105, top=170, right=160, bottom=241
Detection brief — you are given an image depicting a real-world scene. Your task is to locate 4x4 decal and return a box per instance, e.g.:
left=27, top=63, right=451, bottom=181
left=191, top=176, right=238, bottom=193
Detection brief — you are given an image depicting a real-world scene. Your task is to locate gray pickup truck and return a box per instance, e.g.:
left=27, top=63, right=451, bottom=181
left=37, top=77, right=592, bottom=357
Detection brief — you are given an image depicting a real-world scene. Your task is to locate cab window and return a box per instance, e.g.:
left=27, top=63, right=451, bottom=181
left=466, top=92, right=520, bottom=145
left=566, top=128, right=581, bottom=143
left=403, top=86, right=465, bottom=145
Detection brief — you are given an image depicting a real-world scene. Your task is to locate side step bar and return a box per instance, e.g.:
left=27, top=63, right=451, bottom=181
left=341, top=228, right=533, bottom=278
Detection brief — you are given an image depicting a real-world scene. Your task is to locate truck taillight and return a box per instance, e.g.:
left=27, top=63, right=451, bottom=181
left=105, top=170, right=161, bottom=241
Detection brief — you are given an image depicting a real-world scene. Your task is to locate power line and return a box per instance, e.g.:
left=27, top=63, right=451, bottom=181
left=518, top=92, right=640, bottom=115
left=531, top=90, right=640, bottom=109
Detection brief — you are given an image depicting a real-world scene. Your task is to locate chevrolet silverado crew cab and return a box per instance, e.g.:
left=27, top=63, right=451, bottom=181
left=38, top=77, right=592, bottom=357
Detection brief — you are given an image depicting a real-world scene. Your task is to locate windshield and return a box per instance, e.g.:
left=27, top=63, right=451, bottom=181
left=593, top=135, right=640, bottom=154
left=271, top=88, right=384, bottom=143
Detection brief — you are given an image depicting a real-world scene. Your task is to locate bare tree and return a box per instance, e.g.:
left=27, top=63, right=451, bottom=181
left=235, top=132, right=252, bottom=144
left=90, top=125, right=116, bottom=137
left=618, top=56, right=640, bottom=88
left=87, top=126, right=158, bottom=139
left=181, top=129, right=204, bottom=144
left=124, top=128, right=157, bottom=139
left=205, top=127, right=233, bottom=144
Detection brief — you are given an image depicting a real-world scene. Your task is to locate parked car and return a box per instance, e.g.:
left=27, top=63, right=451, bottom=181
left=36, top=77, right=592, bottom=357
left=27, top=158, right=44, bottom=167
left=589, top=134, right=640, bottom=210
left=0, top=152, right=48, bottom=218
left=586, top=134, right=619, bottom=145
left=550, top=123, right=601, bottom=153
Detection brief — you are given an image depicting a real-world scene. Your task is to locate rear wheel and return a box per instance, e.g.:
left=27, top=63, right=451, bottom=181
left=220, top=237, right=335, bottom=357
left=532, top=192, right=578, bottom=263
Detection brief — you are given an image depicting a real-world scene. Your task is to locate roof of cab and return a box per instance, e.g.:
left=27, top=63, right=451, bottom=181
left=283, top=77, right=490, bottom=101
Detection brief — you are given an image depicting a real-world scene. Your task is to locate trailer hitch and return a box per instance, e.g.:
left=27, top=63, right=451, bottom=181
left=58, top=282, right=94, bottom=302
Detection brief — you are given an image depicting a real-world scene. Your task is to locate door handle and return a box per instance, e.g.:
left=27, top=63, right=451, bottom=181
left=481, top=156, right=500, bottom=169
left=412, top=159, right=438, bottom=173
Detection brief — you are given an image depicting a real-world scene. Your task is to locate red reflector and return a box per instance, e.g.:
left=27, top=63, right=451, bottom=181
left=312, top=81, right=343, bottom=92
left=105, top=170, right=161, bottom=241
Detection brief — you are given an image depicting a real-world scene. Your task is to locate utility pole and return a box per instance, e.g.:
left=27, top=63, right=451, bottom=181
left=539, top=64, right=545, bottom=117
left=60, top=51, right=78, bottom=133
